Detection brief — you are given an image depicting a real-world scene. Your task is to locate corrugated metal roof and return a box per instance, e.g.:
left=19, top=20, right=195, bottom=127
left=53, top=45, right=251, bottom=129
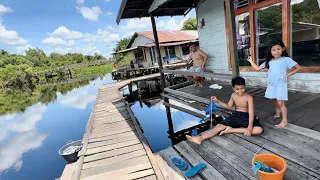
left=138, top=30, right=198, bottom=43
left=144, top=39, right=198, bottom=47
left=116, top=0, right=200, bottom=24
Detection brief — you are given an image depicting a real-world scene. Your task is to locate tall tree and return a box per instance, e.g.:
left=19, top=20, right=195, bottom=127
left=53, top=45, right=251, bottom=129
left=182, top=18, right=197, bottom=30
left=113, top=37, right=131, bottom=65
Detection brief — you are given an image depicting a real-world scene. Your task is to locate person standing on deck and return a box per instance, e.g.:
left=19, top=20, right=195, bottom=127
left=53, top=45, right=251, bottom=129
left=178, top=43, right=208, bottom=88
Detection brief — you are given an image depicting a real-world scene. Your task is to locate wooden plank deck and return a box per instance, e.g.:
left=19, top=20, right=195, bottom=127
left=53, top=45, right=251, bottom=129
left=59, top=74, right=169, bottom=180
left=157, top=81, right=320, bottom=180
left=167, top=81, right=320, bottom=131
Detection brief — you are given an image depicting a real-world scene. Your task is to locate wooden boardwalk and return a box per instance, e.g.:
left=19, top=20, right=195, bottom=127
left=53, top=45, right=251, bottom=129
left=59, top=74, right=168, bottom=180
left=158, top=81, right=320, bottom=180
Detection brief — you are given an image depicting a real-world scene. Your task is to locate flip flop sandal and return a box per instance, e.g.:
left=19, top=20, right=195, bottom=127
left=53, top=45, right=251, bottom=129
left=184, top=163, right=206, bottom=178
left=171, top=157, right=188, bottom=171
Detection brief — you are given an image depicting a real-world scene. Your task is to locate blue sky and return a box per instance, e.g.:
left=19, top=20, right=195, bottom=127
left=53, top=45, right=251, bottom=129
left=0, top=0, right=195, bottom=58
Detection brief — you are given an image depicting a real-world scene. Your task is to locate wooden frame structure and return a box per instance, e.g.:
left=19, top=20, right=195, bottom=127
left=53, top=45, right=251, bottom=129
left=225, top=0, right=320, bottom=73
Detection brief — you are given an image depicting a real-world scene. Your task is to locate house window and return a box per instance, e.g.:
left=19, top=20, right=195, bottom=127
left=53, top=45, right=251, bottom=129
left=182, top=46, right=190, bottom=55
left=134, top=49, right=144, bottom=62
left=235, top=12, right=251, bottom=66
left=291, top=0, right=320, bottom=66
left=255, top=3, right=282, bottom=65
left=165, top=46, right=176, bottom=57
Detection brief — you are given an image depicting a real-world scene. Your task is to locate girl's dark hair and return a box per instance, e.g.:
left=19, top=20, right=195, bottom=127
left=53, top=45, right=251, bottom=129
left=265, top=40, right=289, bottom=68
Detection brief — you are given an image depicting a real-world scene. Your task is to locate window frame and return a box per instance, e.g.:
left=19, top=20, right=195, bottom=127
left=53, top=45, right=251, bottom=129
left=223, top=0, right=319, bottom=73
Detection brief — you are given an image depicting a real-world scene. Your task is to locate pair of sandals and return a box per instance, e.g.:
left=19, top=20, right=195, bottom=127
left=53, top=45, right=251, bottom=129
left=171, top=157, right=206, bottom=178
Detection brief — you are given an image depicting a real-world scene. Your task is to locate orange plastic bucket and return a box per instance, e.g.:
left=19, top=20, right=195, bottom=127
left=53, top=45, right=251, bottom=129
left=252, top=153, right=286, bottom=180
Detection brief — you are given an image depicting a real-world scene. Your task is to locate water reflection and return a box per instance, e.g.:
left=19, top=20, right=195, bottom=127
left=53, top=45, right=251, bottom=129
left=0, top=74, right=113, bottom=179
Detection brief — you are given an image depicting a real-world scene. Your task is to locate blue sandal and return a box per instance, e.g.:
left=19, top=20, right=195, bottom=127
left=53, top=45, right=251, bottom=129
left=184, top=163, right=206, bottom=177
left=171, top=157, right=188, bottom=171
left=191, top=128, right=198, bottom=136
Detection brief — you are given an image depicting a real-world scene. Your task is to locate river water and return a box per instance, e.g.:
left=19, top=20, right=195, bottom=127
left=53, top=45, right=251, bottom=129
left=0, top=73, right=201, bottom=180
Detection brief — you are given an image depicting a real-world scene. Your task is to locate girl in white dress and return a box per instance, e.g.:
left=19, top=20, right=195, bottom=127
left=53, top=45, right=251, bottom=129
left=247, top=40, right=301, bottom=128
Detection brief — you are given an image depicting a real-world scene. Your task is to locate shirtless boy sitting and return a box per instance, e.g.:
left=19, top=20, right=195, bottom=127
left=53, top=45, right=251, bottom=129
left=179, top=43, right=208, bottom=87
left=186, top=77, right=263, bottom=145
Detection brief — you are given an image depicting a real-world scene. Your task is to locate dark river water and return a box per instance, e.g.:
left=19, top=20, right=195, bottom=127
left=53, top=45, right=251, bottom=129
left=0, top=73, right=201, bottom=180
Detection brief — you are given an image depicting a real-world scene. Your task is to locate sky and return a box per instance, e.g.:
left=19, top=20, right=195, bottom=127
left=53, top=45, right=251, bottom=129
left=0, top=0, right=195, bottom=58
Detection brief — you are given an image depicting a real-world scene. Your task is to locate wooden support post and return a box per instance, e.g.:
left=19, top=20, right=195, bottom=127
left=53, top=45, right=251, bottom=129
left=282, top=0, right=290, bottom=54
left=151, top=14, right=174, bottom=135
left=225, top=0, right=239, bottom=78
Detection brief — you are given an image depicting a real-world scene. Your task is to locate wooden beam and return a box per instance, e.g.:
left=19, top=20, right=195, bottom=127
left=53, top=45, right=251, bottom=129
left=225, top=0, right=239, bottom=78
left=167, top=81, right=193, bottom=90
left=249, top=0, right=256, bottom=65
left=162, top=69, right=232, bottom=79
left=163, top=102, right=205, bottom=119
left=150, top=14, right=174, bottom=135
left=282, top=0, right=290, bottom=54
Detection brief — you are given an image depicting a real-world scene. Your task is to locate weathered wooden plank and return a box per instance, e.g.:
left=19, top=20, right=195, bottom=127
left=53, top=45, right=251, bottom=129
left=186, top=140, right=250, bottom=180
left=87, top=135, right=139, bottom=149
left=136, top=175, right=157, bottom=180
left=85, top=139, right=141, bottom=155
left=81, top=163, right=152, bottom=180
left=154, top=154, right=186, bottom=180
left=89, top=127, right=134, bottom=139
left=163, top=101, right=205, bottom=119
left=90, top=121, right=134, bottom=133
left=162, top=69, right=231, bottom=79
left=84, top=144, right=144, bottom=163
left=206, top=137, right=257, bottom=180
left=175, top=142, right=227, bottom=180
left=261, top=123, right=320, bottom=161
left=223, top=134, right=320, bottom=180
left=287, top=94, right=320, bottom=111
left=88, top=131, right=137, bottom=143
left=91, top=121, right=134, bottom=132
left=158, top=148, right=203, bottom=180
left=124, top=99, right=165, bottom=180
left=80, top=155, right=150, bottom=178
left=83, top=149, right=146, bottom=169
left=232, top=132, right=320, bottom=175
left=285, top=124, right=320, bottom=141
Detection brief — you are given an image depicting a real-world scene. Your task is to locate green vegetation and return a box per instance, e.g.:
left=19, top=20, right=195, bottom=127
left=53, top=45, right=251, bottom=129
left=182, top=18, right=197, bottom=30
left=0, top=48, right=112, bottom=89
left=0, top=48, right=114, bottom=115
left=113, top=37, right=131, bottom=66
left=0, top=78, right=95, bottom=115
left=259, top=0, right=320, bottom=29
left=71, top=64, right=113, bottom=79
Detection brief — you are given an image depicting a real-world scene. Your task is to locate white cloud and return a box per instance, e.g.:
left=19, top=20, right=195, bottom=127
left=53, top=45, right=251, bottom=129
left=0, top=103, right=47, bottom=141
left=0, top=4, right=13, bottom=15
left=16, top=45, right=32, bottom=54
left=157, top=16, right=189, bottom=31
left=49, top=26, right=83, bottom=39
left=0, top=23, right=28, bottom=46
left=67, top=40, right=75, bottom=46
left=43, top=37, right=67, bottom=46
left=120, top=18, right=151, bottom=33
left=108, top=25, right=114, bottom=30
left=51, top=46, right=81, bottom=54
left=60, top=90, right=96, bottom=109
left=76, top=0, right=84, bottom=4
left=97, top=28, right=110, bottom=36
left=104, top=0, right=112, bottom=2
left=0, top=131, right=47, bottom=173
left=104, top=33, right=119, bottom=43
left=77, top=6, right=102, bottom=21
left=105, top=12, right=112, bottom=16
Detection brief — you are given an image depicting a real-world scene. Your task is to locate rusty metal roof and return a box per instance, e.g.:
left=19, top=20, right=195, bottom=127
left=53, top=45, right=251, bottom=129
left=116, top=0, right=200, bottom=24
